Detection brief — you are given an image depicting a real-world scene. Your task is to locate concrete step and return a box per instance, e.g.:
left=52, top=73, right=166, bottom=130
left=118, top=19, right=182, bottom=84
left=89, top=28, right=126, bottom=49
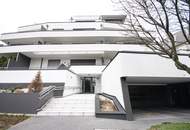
left=37, top=94, right=95, bottom=116
left=38, top=111, right=94, bottom=116
left=42, top=107, right=95, bottom=110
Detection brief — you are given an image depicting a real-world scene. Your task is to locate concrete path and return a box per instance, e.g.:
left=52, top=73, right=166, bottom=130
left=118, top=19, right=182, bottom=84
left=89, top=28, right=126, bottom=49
left=37, top=94, right=95, bottom=116
left=8, top=116, right=190, bottom=130
left=134, top=108, right=190, bottom=121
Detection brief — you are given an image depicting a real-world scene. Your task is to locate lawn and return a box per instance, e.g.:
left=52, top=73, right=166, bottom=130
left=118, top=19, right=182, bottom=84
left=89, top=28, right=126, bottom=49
left=0, top=114, right=29, bottom=130
left=148, top=122, right=190, bottom=130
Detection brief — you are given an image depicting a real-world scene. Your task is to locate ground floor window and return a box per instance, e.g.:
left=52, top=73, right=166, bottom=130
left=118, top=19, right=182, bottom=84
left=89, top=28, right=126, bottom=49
left=47, top=59, right=61, bottom=69
left=70, top=59, right=96, bottom=65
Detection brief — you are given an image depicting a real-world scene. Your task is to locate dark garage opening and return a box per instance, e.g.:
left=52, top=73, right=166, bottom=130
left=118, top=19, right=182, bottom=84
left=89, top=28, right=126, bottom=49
left=128, top=83, right=190, bottom=119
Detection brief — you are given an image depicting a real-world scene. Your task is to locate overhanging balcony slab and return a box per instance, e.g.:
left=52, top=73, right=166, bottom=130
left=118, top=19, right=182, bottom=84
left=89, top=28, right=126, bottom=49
left=0, top=44, right=152, bottom=55
left=70, top=65, right=105, bottom=76
left=0, top=30, right=143, bottom=44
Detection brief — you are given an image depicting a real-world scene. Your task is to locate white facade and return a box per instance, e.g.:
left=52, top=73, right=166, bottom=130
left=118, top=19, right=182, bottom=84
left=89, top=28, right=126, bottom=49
left=101, top=53, right=190, bottom=108
left=0, top=15, right=190, bottom=107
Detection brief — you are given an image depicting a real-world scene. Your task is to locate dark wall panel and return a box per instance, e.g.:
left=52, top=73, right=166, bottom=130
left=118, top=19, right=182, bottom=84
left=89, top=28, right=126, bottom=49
left=129, top=85, right=168, bottom=108
left=8, top=53, right=31, bottom=70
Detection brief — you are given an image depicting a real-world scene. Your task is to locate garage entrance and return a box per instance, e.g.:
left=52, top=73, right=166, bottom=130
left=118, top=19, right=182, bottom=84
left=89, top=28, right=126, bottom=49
left=128, top=83, right=190, bottom=120
left=129, top=84, right=190, bottom=109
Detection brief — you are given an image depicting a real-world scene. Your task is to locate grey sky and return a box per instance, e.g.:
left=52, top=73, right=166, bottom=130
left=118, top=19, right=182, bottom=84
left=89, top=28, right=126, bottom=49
left=0, top=0, right=120, bottom=34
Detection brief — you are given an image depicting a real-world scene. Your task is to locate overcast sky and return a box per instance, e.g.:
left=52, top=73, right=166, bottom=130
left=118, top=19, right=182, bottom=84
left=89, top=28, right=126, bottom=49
left=0, top=0, right=121, bottom=34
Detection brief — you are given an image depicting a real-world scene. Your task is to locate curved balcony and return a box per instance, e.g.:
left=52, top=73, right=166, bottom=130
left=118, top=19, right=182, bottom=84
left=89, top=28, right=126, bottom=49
left=18, top=22, right=130, bottom=32
left=0, top=44, right=152, bottom=55
left=0, top=30, right=142, bottom=45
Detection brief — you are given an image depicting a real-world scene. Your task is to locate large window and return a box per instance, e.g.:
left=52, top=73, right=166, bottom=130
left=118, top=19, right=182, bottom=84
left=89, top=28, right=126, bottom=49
left=104, top=19, right=124, bottom=23
left=73, top=28, right=96, bottom=31
left=70, top=59, right=96, bottom=65
left=48, top=59, right=60, bottom=69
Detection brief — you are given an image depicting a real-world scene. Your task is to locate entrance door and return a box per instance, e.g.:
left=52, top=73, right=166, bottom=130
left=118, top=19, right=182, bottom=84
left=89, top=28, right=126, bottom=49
left=82, top=77, right=95, bottom=93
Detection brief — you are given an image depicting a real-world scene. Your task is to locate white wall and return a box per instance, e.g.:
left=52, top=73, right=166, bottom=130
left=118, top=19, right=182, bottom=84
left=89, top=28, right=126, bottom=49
left=63, top=70, right=81, bottom=96
left=120, top=53, right=190, bottom=77
left=96, top=58, right=102, bottom=65
left=0, top=44, right=151, bottom=54
left=42, top=58, right=48, bottom=69
left=101, top=53, right=190, bottom=108
left=18, top=24, right=47, bottom=32
left=18, top=22, right=129, bottom=32
left=101, top=54, right=124, bottom=107
left=95, top=77, right=101, bottom=93
left=47, top=22, right=101, bottom=30
left=70, top=65, right=105, bottom=75
left=0, top=70, right=60, bottom=83
left=0, top=70, right=81, bottom=95
left=1, top=31, right=130, bottom=40
left=29, top=58, right=41, bottom=69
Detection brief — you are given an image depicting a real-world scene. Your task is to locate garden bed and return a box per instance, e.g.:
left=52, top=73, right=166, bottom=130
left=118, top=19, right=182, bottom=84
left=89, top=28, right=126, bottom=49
left=99, top=95, right=118, bottom=112
left=95, top=93, right=127, bottom=120
left=0, top=114, right=29, bottom=130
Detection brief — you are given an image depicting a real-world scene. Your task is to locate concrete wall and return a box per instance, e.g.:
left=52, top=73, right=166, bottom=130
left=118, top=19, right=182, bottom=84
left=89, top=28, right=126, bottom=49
left=0, top=44, right=151, bottom=54
left=120, top=53, right=190, bottom=77
left=94, top=77, right=101, bottom=93
left=29, top=58, right=41, bottom=69
left=0, top=86, right=54, bottom=114
left=18, top=22, right=128, bottom=32
left=101, top=52, right=190, bottom=108
left=70, top=65, right=105, bottom=75
left=18, top=24, right=47, bottom=32
left=63, top=71, right=81, bottom=96
left=101, top=54, right=125, bottom=107
left=0, top=70, right=81, bottom=95
left=42, top=58, right=48, bottom=69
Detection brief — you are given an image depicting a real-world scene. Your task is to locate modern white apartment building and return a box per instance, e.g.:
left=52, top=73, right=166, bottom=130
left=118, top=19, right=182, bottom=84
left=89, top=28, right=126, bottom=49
left=0, top=15, right=190, bottom=120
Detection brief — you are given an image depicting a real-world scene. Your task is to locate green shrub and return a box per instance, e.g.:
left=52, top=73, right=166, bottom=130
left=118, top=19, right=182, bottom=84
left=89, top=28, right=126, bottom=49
left=148, top=122, right=190, bottom=130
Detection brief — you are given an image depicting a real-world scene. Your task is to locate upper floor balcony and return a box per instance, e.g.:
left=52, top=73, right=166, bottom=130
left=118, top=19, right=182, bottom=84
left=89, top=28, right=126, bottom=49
left=0, top=44, right=152, bottom=54
left=18, top=21, right=130, bottom=32
left=17, top=15, right=127, bottom=32
left=0, top=30, right=142, bottom=45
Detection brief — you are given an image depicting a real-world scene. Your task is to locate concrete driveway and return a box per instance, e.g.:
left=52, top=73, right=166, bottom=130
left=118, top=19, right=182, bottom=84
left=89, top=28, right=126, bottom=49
left=133, top=108, right=190, bottom=121
left=8, top=112, right=190, bottom=130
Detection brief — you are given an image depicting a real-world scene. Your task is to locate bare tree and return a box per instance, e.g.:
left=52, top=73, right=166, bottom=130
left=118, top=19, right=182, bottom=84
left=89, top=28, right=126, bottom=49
left=113, top=0, right=190, bottom=74
left=28, top=71, right=43, bottom=93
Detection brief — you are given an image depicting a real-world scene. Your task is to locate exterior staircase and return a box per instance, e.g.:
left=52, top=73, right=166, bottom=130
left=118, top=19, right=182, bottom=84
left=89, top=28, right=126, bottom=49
left=37, top=94, right=95, bottom=116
